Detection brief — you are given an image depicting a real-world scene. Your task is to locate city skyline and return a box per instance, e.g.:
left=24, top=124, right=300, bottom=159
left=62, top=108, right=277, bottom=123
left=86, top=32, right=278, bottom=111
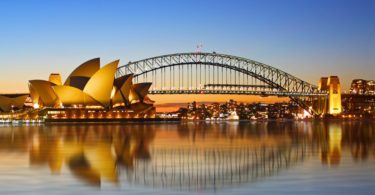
left=0, top=0, right=374, bottom=100
left=0, top=1, right=374, bottom=194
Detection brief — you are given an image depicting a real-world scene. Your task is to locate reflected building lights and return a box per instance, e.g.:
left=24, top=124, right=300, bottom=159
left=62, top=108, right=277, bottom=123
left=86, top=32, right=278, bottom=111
left=0, top=122, right=373, bottom=190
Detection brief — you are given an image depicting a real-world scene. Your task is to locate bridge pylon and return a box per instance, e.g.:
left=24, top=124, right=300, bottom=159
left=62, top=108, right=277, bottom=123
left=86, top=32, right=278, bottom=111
left=313, top=76, right=342, bottom=116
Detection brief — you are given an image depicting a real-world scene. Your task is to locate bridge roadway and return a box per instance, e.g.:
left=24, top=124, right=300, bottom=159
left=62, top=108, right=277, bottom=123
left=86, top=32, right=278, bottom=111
left=148, top=89, right=327, bottom=97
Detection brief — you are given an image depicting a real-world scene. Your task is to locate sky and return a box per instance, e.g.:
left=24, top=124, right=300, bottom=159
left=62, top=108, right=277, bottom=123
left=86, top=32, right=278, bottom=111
left=0, top=0, right=374, bottom=107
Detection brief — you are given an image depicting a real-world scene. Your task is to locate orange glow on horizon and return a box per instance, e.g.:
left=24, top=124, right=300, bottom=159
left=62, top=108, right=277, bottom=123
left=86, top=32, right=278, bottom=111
left=0, top=82, right=29, bottom=94
left=152, top=94, right=290, bottom=112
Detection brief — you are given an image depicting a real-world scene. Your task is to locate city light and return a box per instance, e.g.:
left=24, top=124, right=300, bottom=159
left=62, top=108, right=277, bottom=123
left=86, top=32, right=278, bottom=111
left=0, top=0, right=373, bottom=194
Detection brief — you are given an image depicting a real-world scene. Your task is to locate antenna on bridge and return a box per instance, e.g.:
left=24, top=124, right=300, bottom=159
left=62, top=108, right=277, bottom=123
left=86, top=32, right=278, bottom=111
left=196, top=44, right=203, bottom=53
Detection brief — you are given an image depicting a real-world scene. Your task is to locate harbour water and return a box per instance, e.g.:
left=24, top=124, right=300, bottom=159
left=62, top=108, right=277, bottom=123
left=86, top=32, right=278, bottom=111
left=0, top=121, right=374, bottom=195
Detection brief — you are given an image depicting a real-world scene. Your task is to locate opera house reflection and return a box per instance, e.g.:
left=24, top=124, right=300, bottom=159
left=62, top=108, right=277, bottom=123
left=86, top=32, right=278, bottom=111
left=0, top=121, right=374, bottom=191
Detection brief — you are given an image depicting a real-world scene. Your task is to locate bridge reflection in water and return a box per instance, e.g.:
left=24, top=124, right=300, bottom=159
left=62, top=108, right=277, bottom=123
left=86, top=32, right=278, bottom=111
left=127, top=140, right=306, bottom=191
left=0, top=121, right=373, bottom=191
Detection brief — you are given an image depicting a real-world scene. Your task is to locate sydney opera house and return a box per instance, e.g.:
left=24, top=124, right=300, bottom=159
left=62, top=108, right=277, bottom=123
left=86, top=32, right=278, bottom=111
left=0, top=58, right=155, bottom=120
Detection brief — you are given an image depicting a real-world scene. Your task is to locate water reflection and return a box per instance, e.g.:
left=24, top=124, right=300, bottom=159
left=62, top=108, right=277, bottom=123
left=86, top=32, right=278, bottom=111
left=320, top=124, right=342, bottom=165
left=0, top=121, right=374, bottom=191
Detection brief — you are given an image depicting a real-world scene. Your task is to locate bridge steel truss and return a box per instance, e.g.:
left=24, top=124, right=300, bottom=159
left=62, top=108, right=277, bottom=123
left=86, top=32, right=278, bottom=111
left=116, top=52, right=327, bottom=114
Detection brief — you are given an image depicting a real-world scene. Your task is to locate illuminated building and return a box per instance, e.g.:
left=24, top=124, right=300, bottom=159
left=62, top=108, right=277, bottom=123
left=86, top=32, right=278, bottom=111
left=350, top=79, right=367, bottom=94
left=350, top=79, right=375, bottom=95
left=367, top=80, right=375, bottom=95
left=48, top=73, right=62, bottom=86
left=340, top=79, right=375, bottom=116
left=0, top=58, right=155, bottom=119
left=0, top=94, right=29, bottom=112
left=29, top=59, right=120, bottom=108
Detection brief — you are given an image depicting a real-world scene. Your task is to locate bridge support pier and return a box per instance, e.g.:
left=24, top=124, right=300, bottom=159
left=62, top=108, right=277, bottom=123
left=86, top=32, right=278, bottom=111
left=314, top=76, right=342, bottom=116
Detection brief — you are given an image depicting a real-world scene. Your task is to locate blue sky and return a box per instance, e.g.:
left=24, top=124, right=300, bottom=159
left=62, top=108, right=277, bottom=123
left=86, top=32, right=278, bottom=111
left=0, top=0, right=374, bottom=93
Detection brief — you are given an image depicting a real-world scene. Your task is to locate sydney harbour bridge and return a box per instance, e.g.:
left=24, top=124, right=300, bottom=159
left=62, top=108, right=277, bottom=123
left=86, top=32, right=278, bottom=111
left=116, top=52, right=328, bottom=114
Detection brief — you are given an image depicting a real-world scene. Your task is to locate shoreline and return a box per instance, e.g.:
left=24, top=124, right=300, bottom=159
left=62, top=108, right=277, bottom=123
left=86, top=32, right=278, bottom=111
left=0, top=117, right=373, bottom=126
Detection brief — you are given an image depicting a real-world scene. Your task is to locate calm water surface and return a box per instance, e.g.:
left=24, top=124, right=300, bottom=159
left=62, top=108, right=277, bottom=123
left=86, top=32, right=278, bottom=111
left=0, top=121, right=374, bottom=195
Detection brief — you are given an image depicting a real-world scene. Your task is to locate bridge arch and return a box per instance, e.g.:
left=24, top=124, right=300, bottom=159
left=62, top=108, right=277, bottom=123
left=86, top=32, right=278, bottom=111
left=116, top=52, right=327, bottom=114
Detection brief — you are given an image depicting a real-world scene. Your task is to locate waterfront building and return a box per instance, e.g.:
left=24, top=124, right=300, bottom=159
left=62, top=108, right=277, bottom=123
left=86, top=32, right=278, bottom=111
left=350, top=79, right=367, bottom=94
left=367, top=80, right=375, bottom=95
left=0, top=94, right=29, bottom=112
left=350, top=79, right=375, bottom=95
left=0, top=58, right=155, bottom=120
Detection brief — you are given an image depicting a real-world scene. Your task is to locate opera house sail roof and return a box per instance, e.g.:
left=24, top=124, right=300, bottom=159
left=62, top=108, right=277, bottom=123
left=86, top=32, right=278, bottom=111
left=0, top=94, right=29, bottom=112
left=0, top=58, right=155, bottom=119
